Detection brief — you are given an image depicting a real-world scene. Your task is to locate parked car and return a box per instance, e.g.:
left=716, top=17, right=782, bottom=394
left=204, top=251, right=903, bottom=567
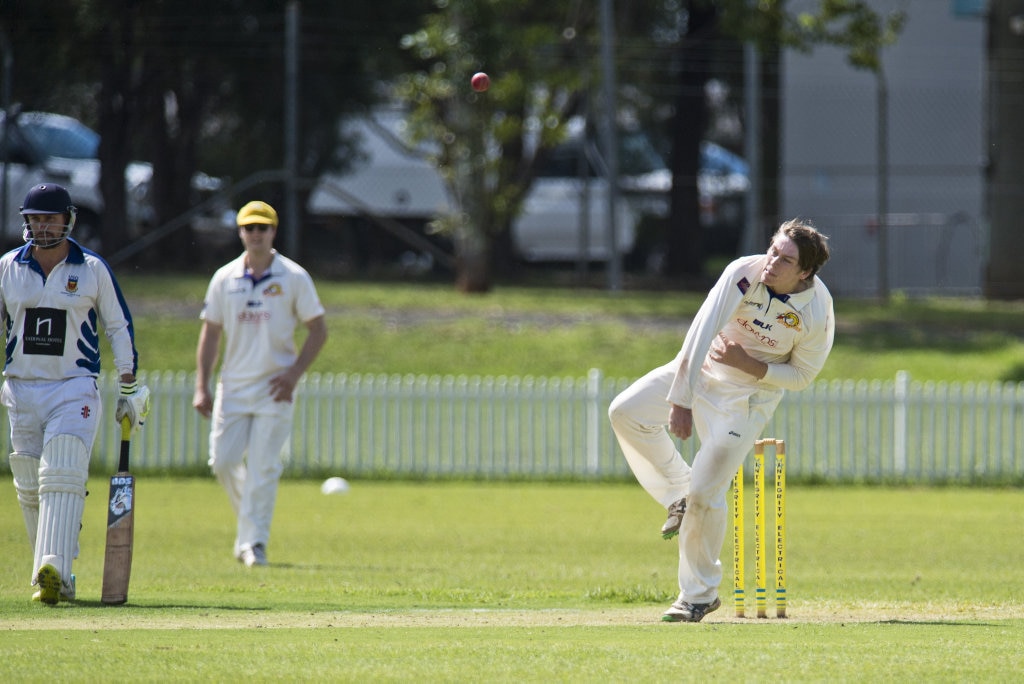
left=515, top=119, right=750, bottom=261
left=306, top=108, right=750, bottom=266
left=0, top=109, right=153, bottom=251
left=307, top=109, right=453, bottom=221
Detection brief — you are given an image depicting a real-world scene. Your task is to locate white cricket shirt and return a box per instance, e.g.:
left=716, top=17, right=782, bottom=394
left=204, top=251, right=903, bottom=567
left=200, top=251, right=325, bottom=402
left=0, top=240, right=138, bottom=381
left=667, top=253, right=835, bottom=408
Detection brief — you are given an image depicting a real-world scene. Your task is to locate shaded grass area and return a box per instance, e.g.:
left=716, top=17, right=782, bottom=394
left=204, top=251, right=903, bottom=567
left=119, top=275, right=1024, bottom=383
left=1, top=480, right=1021, bottom=680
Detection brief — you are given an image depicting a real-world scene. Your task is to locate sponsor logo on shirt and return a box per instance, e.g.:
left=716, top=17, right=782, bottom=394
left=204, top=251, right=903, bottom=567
left=23, top=308, right=67, bottom=356
left=736, top=277, right=750, bottom=294
left=238, top=297, right=271, bottom=323
left=737, top=317, right=779, bottom=348
left=743, top=299, right=764, bottom=310
left=238, top=310, right=271, bottom=323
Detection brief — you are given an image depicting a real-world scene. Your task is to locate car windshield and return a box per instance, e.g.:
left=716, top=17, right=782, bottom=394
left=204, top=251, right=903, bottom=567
left=18, top=114, right=100, bottom=160
left=701, top=141, right=749, bottom=176
left=618, top=131, right=666, bottom=176
left=537, top=130, right=666, bottom=179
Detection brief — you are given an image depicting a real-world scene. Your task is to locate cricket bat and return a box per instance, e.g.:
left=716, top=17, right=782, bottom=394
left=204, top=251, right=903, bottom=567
left=101, top=417, right=135, bottom=605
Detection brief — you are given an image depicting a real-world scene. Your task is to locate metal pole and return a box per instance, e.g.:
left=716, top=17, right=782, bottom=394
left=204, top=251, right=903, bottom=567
left=577, top=124, right=591, bottom=282
left=574, top=28, right=590, bottom=282
left=0, top=29, right=12, bottom=232
left=741, top=42, right=762, bottom=255
left=599, top=0, right=621, bottom=291
left=284, top=1, right=300, bottom=257
left=877, top=70, right=889, bottom=303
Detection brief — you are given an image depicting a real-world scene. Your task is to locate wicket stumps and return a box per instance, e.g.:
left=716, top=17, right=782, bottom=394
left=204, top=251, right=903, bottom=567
left=732, top=438, right=786, bottom=618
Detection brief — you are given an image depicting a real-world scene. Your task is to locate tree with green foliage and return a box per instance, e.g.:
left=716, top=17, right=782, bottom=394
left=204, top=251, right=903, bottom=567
left=1, top=2, right=422, bottom=264
left=109, top=2, right=424, bottom=266
left=394, top=1, right=593, bottom=292
left=395, top=0, right=905, bottom=291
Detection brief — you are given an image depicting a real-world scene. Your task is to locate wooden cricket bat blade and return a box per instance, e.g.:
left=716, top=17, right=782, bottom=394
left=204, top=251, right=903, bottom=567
left=102, top=419, right=135, bottom=605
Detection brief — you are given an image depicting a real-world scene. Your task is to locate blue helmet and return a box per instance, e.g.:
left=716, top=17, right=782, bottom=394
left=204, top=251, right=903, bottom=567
left=20, top=183, right=77, bottom=248
left=20, top=183, right=75, bottom=215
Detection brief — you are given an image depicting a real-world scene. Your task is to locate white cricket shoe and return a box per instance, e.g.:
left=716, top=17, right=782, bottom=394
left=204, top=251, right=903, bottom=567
left=661, top=597, right=721, bottom=623
left=240, top=543, right=268, bottom=568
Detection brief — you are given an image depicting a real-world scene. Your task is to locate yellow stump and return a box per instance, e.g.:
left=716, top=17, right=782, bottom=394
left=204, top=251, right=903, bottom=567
left=753, top=443, right=767, bottom=618
left=775, top=441, right=787, bottom=618
left=734, top=438, right=788, bottom=619
left=732, top=464, right=745, bottom=618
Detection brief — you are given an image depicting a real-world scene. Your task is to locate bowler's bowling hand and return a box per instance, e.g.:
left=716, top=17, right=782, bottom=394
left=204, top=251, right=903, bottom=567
left=669, top=404, right=693, bottom=440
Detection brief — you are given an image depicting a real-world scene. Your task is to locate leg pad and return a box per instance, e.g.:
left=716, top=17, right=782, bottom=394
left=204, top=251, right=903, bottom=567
left=9, top=452, right=40, bottom=550
left=35, top=436, right=89, bottom=583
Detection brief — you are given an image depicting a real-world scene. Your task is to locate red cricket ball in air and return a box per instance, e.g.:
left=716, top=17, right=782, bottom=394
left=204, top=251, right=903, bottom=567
left=471, top=72, right=490, bottom=92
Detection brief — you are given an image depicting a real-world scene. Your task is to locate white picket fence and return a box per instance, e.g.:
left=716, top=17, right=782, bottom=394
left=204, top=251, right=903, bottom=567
left=6, top=370, right=1022, bottom=484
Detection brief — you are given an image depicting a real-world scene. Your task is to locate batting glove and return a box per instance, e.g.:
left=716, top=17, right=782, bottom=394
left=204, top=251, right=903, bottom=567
left=116, top=381, right=152, bottom=430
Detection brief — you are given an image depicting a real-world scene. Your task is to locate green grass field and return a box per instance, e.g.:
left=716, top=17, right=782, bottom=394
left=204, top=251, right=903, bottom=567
left=2, top=278, right=1022, bottom=679
left=118, top=275, right=1024, bottom=382
left=1, top=480, right=1021, bottom=680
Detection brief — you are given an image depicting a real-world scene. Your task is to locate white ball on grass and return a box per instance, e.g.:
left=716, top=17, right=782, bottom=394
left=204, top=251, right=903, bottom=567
left=320, top=477, right=350, bottom=495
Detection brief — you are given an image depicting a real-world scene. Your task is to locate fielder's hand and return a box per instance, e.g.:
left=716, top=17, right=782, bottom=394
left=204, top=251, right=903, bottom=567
left=116, top=381, right=152, bottom=430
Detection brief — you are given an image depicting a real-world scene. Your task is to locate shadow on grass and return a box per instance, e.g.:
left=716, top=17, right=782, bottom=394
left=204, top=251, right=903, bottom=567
left=66, top=600, right=272, bottom=611
left=875, top=619, right=1000, bottom=627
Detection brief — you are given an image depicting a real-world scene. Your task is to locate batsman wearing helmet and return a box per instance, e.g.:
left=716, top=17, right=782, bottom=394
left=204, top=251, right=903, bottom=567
left=609, top=219, right=834, bottom=622
left=0, top=183, right=150, bottom=604
left=193, top=200, right=327, bottom=568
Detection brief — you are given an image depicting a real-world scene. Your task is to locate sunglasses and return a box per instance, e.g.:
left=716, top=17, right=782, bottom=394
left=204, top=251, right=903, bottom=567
left=241, top=224, right=273, bottom=232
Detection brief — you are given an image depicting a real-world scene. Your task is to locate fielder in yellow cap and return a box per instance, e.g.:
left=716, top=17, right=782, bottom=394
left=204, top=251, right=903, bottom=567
left=194, top=198, right=327, bottom=568
left=236, top=201, right=279, bottom=227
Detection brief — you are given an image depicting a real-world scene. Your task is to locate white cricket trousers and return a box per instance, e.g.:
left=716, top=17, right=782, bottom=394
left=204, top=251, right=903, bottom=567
left=208, top=403, right=292, bottom=554
left=608, top=360, right=781, bottom=604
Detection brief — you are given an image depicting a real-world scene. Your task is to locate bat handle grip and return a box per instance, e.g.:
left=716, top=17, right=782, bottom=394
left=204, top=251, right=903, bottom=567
left=120, top=416, right=132, bottom=441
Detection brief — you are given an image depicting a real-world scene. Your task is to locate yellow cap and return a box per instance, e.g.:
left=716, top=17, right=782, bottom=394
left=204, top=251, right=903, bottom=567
left=236, top=201, right=279, bottom=228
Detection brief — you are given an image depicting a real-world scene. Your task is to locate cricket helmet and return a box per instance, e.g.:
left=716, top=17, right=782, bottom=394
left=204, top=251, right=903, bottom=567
left=20, top=183, right=77, bottom=248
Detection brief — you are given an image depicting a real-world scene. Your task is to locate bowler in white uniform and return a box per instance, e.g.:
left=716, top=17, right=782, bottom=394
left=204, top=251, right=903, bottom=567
left=193, top=201, right=327, bottom=568
left=609, top=219, right=834, bottom=622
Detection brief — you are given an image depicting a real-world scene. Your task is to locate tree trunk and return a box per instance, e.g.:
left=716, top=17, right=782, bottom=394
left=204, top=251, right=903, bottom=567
left=454, top=231, right=493, bottom=293
left=139, top=61, right=204, bottom=269
left=758, top=44, right=781, bottom=248
left=663, top=1, right=717, bottom=279
left=96, top=5, right=138, bottom=255
left=984, top=0, right=1024, bottom=299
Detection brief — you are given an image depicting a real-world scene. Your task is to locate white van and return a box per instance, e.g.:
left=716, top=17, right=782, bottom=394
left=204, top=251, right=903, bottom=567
left=307, top=109, right=749, bottom=264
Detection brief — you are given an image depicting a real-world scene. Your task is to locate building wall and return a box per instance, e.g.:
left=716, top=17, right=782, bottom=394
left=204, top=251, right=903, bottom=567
left=780, top=1, right=987, bottom=296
